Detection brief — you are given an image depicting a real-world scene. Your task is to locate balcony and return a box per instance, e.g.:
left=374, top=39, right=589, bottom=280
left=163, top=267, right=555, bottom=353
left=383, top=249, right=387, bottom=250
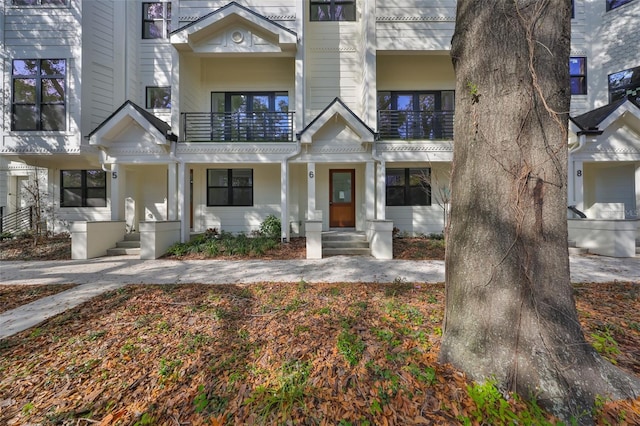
left=377, top=110, right=454, bottom=141
left=182, top=112, right=295, bottom=142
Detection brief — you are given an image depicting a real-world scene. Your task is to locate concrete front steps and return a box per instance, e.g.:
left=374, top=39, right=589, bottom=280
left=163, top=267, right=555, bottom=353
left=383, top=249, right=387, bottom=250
left=322, top=231, right=371, bottom=257
left=106, top=232, right=141, bottom=256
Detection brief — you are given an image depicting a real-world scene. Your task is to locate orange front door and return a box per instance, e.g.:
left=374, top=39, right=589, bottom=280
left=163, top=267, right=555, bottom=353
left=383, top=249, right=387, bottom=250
left=329, top=169, right=355, bottom=227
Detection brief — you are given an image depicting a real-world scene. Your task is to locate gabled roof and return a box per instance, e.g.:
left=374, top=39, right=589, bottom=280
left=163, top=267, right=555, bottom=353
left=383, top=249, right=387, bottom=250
left=298, top=98, right=378, bottom=144
left=88, top=100, right=176, bottom=146
left=571, top=96, right=640, bottom=135
left=170, top=1, right=297, bottom=53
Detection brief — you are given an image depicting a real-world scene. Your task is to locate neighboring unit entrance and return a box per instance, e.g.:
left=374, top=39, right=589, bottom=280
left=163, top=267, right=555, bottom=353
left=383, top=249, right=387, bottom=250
left=329, top=169, right=355, bottom=227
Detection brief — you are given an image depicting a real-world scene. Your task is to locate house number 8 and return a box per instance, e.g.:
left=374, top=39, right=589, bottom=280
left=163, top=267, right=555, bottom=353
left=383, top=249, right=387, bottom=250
left=309, top=171, right=314, bottom=178
left=576, top=170, right=582, bottom=177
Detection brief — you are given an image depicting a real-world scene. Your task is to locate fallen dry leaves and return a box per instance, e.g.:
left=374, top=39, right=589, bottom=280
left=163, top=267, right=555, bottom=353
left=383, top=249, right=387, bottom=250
left=0, top=284, right=77, bottom=314
left=0, top=281, right=638, bottom=425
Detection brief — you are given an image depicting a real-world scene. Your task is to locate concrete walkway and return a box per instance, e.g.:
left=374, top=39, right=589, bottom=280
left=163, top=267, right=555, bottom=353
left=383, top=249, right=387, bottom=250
left=1, top=255, right=639, bottom=339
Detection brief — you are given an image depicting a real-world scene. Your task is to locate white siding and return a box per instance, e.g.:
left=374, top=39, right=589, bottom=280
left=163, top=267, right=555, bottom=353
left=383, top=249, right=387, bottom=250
left=192, top=164, right=283, bottom=234
left=375, top=0, right=456, bottom=52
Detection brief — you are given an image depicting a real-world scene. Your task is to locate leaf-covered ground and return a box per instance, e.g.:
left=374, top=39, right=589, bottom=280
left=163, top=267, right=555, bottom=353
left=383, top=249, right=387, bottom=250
left=0, top=281, right=638, bottom=425
left=0, top=284, right=77, bottom=314
left=0, top=234, right=72, bottom=261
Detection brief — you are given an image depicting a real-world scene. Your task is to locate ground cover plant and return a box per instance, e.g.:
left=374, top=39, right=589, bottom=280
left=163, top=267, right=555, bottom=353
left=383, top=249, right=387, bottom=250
left=0, top=281, right=638, bottom=425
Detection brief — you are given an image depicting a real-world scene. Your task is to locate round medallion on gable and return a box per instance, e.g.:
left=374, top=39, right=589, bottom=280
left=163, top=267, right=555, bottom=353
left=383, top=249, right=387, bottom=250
left=231, top=30, right=244, bottom=44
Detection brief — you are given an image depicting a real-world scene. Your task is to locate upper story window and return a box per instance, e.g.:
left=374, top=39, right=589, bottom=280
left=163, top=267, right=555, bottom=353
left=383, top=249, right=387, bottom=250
left=607, top=0, right=634, bottom=11
left=386, top=168, right=431, bottom=207
left=60, top=170, right=107, bottom=208
left=11, top=0, right=67, bottom=5
left=608, top=65, right=640, bottom=103
left=12, top=59, right=66, bottom=131
left=143, top=2, right=171, bottom=39
left=146, top=86, right=171, bottom=109
left=377, top=91, right=455, bottom=140
left=310, top=0, right=356, bottom=21
left=570, top=57, right=587, bottom=95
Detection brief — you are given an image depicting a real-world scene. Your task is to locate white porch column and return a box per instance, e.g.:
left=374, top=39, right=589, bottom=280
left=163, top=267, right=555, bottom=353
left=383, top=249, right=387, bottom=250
left=571, top=159, right=584, bottom=212
left=307, top=162, right=317, bottom=219
left=635, top=163, right=640, bottom=218
left=376, top=162, right=386, bottom=219
left=365, top=161, right=375, bottom=220
left=281, top=160, right=290, bottom=241
left=109, top=164, right=125, bottom=221
left=167, top=162, right=178, bottom=221
left=178, top=162, right=190, bottom=242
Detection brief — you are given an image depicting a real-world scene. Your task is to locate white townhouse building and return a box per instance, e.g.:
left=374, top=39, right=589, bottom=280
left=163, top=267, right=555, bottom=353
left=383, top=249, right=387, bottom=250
left=0, top=0, right=639, bottom=258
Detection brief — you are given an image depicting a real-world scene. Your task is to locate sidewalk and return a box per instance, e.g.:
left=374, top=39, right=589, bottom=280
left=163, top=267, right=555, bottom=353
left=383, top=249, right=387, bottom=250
left=1, top=255, right=639, bottom=339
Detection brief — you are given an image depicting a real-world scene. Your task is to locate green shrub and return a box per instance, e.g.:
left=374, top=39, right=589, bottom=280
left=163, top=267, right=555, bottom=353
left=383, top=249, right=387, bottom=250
left=259, top=214, right=281, bottom=239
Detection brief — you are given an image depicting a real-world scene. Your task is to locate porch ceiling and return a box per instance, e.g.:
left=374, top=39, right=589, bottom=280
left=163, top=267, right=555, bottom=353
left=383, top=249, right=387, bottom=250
left=170, top=2, right=297, bottom=56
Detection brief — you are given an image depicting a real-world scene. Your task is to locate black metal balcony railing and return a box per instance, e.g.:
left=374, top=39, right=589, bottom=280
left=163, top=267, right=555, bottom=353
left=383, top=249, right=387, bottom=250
left=377, top=110, right=454, bottom=140
left=182, top=112, right=295, bottom=142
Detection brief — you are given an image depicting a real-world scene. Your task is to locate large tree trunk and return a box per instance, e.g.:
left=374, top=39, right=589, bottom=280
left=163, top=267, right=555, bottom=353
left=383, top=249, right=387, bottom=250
left=439, top=0, right=640, bottom=422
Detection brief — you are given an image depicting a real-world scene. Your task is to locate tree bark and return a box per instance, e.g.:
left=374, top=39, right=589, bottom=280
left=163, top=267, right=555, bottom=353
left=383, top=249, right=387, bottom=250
left=439, top=0, right=640, bottom=422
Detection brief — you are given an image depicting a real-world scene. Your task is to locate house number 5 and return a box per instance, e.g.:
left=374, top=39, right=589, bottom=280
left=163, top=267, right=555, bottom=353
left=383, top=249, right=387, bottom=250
left=576, top=170, right=582, bottom=177
left=112, top=172, right=118, bottom=179
left=309, top=171, right=314, bottom=179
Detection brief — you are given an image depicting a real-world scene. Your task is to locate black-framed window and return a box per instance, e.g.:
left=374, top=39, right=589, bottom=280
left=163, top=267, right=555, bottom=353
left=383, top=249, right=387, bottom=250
left=608, top=65, right=640, bottom=103
left=310, top=0, right=356, bottom=21
left=11, top=0, right=67, bottom=5
left=607, top=0, right=634, bottom=11
left=386, top=168, right=431, bottom=206
left=377, top=91, right=455, bottom=140
left=207, top=169, right=253, bottom=206
left=12, top=59, right=66, bottom=131
left=143, top=2, right=171, bottom=39
left=570, top=57, right=587, bottom=95
left=61, top=170, right=107, bottom=207
left=146, top=86, right=171, bottom=109
left=210, top=91, right=290, bottom=141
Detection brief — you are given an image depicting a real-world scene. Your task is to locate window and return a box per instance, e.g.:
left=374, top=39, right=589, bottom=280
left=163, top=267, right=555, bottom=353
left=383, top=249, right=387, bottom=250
left=61, top=170, right=107, bottom=207
left=11, top=0, right=67, bottom=5
left=608, top=65, right=640, bottom=103
left=310, top=0, right=356, bottom=21
left=607, top=0, right=634, bottom=11
left=12, top=59, right=66, bottom=131
left=377, top=91, right=455, bottom=140
left=143, top=2, right=171, bottom=39
left=209, top=92, right=290, bottom=141
left=570, top=57, right=587, bottom=95
left=207, top=169, right=253, bottom=206
left=571, top=0, right=574, bottom=18
left=146, top=86, right=171, bottom=109
left=386, top=168, right=431, bottom=206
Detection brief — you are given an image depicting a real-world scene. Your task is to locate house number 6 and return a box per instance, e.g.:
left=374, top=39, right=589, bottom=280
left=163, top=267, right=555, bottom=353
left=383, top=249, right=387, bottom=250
left=309, top=171, right=314, bottom=179
left=112, top=172, right=118, bottom=179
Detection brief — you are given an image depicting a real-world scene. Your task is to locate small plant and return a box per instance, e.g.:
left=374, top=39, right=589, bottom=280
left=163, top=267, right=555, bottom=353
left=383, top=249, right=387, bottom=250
left=384, top=276, right=414, bottom=297
left=259, top=214, right=281, bottom=239
left=22, top=401, right=35, bottom=416
left=404, top=364, right=437, bottom=385
left=337, top=329, right=365, bottom=367
left=245, top=360, right=311, bottom=421
left=134, top=412, right=154, bottom=426
left=591, top=327, right=621, bottom=364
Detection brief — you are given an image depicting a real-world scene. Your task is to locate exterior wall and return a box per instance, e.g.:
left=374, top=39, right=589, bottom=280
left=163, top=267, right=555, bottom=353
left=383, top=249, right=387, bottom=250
left=377, top=54, right=455, bottom=91
left=1, top=0, right=83, bottom=153
left=585, top=0, right=640, bottom=109
left=384, top=162, right=450, bottom=235
left=584, top=162, right=636, bottom=219
left=191, top=163, right=283, bottom=234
